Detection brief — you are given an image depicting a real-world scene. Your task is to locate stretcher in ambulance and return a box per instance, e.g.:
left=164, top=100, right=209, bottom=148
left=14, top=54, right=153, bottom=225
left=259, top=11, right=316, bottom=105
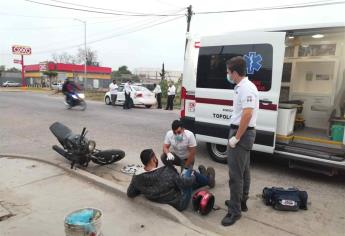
left=180, top=24, right=345, bottom=174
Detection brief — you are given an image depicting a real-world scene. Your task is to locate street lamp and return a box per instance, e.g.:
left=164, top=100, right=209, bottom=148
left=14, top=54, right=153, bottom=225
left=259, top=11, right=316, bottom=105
left=74, top=18, right=87, bottom=91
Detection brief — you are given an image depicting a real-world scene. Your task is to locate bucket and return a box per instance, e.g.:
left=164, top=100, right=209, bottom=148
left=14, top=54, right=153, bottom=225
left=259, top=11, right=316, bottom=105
left=331, top=125, right=344, bottom=142
left=64, top=208, right=102, bottom=236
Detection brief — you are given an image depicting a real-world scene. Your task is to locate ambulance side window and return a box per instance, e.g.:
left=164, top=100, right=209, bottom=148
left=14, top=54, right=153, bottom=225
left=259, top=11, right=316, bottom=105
left=196, top=44, right=273, bottom=91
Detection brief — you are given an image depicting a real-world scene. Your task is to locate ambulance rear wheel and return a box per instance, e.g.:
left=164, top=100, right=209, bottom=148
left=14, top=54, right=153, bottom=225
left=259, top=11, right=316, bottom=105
left=206, top=143, right=227, bottom=164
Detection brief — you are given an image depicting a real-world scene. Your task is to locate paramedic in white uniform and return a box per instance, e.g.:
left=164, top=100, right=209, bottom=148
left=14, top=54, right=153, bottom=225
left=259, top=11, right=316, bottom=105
left=161, top=120, right=196, bottom=175
left=222, top=56, right=259, bottom=226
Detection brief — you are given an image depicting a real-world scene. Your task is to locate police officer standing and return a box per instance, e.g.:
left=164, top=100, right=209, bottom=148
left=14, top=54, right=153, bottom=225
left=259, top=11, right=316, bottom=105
left=221, top=56, right=259, bottom=226
left=109, top=79, right=118, bottom=105
left=165, top=83, right=176, bottom=110
left=153, top=83, right=162, bottom=109
left=123, top=80, right=132, bottom=109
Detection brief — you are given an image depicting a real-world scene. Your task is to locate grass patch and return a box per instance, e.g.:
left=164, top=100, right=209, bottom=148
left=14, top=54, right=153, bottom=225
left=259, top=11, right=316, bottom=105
left=85, top=91, right=105, bottom=102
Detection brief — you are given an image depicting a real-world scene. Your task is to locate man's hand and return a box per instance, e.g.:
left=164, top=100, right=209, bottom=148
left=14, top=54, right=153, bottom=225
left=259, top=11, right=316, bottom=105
left=229, top=136, right=240, bottom=148
left=167, top=152, right=175, bottom=161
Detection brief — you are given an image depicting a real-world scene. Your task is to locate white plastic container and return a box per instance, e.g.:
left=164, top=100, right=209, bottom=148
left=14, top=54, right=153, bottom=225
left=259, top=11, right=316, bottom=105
left=277, top=108, right=297, bottom=136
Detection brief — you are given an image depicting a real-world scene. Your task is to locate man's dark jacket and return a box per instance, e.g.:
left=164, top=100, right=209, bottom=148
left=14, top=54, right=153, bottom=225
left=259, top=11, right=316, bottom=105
left=127, top=165, right=194, bottom=211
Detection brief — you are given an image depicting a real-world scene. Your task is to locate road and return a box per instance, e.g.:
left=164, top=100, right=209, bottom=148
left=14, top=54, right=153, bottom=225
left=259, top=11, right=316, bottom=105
left=1, top=91, right=344, bottom=236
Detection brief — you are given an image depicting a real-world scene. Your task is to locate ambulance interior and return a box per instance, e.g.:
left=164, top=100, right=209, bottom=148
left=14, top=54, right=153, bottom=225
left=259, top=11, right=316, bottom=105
left=277, top=27, right=345, bottom=154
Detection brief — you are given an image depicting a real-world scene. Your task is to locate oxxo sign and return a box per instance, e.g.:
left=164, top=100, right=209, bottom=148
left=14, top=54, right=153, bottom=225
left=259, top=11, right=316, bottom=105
left=12, top=45, right=32, bottom=55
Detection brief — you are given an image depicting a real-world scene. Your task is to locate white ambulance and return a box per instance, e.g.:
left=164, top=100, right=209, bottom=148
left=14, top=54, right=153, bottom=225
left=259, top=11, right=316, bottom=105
left=180, top=23, right=345, bottom=174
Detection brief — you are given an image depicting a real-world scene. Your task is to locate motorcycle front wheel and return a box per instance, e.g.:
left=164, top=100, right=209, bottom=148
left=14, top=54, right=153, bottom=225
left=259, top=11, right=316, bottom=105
left=80, top=100, right=87, bottom=111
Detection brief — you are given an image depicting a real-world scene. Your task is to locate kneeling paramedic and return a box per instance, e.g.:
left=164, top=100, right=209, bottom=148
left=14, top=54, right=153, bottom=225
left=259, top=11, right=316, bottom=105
left=127, top=149, right=215, bottom=211
left=222, top=56, right=259, bottom=226
left=161, top=120, right=196, bottom=176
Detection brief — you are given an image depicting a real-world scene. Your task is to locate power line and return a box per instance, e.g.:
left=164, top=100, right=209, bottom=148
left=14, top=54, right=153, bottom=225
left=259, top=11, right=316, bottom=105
left=32, top=7, right=185, bottom=51
left=49, top=0, right=185, bottom=15
left=0, top=17, right=135, bottom=31
left=89, top=15, right=185, bottom=45
left=24, top=0, right=186, bottom=16
left=33, top=15, right=184, bottom=54
left=29, top=15, right=160, bottom=49
left=0, top=11, right=136, bottom=20
left=195, top=0, right=345, bottom=14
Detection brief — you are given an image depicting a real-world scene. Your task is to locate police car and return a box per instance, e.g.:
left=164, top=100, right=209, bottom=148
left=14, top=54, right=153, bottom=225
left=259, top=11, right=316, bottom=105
left=180, top=23, right=345, bottom=174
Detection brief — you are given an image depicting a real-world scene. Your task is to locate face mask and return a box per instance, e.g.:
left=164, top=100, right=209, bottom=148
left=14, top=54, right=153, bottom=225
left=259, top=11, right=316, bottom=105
left=175, top=134, right=183, bottom=142
left=226, top=74, right=235, bottom=84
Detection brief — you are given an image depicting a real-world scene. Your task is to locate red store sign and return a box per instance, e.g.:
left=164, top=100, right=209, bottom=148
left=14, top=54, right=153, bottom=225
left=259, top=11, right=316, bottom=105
left=12, top=45, right=32, bottom=55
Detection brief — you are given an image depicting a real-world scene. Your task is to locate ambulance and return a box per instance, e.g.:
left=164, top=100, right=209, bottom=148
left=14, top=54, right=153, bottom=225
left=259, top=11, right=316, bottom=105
left=180, top=23, right=345, bottom=174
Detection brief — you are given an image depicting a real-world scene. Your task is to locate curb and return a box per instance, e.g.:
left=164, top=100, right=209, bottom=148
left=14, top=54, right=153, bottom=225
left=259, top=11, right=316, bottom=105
left=0, top=153, right=218, bottom=236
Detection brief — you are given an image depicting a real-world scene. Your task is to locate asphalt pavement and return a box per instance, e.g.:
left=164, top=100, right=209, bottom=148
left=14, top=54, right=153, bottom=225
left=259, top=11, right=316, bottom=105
left=1, top=90, right=345, bottom=236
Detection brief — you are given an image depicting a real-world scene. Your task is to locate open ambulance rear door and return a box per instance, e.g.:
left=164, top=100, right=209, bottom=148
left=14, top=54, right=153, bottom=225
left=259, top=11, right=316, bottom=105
left=194, top=32, right=286, bottom=159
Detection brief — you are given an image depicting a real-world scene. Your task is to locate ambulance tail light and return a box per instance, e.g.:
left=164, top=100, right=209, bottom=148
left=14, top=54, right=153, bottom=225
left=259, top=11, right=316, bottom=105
left=194, top=41, right=201, bottom=48
left=180, top=86, right=187, bottom=118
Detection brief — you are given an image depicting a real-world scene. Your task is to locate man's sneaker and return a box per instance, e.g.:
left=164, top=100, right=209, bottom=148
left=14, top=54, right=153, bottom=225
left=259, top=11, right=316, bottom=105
left=198, top=165, right=207, bottom=176
left=225, top=200, right=248, bottom=212
left=206, top=167, right=215, bottom=188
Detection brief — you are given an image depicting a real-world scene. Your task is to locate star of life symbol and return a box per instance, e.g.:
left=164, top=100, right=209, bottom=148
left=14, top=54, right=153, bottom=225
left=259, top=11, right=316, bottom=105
left=244, top=52, right=262, bottom=74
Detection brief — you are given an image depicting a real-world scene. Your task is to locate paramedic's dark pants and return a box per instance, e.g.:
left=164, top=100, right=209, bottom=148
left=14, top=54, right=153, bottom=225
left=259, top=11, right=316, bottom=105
left=111, top=94, right=117, bottom=105
left=227, top=128, right=256, bottom=216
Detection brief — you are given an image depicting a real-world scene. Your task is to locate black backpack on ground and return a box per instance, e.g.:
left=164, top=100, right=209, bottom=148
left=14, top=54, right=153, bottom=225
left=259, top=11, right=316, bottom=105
left=262, top=187, right=308, bottom=211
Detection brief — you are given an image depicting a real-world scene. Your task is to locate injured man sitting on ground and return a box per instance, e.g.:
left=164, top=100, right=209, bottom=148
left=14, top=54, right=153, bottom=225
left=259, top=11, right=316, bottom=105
left=127, top=148, right=216, bottom=211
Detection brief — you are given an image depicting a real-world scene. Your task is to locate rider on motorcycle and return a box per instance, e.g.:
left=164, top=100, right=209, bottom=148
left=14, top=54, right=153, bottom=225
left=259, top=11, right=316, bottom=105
left=62, top=78, right=80, bottom=106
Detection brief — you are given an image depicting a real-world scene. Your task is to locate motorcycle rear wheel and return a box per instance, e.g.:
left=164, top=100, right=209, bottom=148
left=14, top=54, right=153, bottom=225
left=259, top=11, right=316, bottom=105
left=91, top=149, right=125, bottom=165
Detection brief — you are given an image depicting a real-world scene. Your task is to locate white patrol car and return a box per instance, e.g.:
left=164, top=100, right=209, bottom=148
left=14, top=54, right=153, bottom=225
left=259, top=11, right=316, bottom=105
left=180, top=23, right=345, bottom=174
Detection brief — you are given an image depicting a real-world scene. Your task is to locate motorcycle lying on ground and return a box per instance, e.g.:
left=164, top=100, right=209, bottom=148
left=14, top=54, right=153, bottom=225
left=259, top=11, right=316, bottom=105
left=50, top=122, right=125, bottom=169
left=65, top=92, right=87, bottom=111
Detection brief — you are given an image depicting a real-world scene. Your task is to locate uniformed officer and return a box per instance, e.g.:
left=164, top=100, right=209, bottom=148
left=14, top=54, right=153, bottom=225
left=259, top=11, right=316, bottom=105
left=109, top=79, right=118, bottom=105
left=123, top=80, right=132, bottom=109
left=221, top=56, right=259, bottom=226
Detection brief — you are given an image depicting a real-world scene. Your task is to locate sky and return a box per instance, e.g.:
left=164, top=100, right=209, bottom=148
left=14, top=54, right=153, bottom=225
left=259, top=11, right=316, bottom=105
left=0, top=0, right=344, bottom=71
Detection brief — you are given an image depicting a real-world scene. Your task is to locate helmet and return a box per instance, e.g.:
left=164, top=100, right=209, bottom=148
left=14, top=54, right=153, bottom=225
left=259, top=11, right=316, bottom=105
left=192, top=190, right=215, bottom=215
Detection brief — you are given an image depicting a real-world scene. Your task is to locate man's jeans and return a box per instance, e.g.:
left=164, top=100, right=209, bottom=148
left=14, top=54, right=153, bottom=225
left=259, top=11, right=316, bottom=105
left=179, top=169, right=209, bottom=211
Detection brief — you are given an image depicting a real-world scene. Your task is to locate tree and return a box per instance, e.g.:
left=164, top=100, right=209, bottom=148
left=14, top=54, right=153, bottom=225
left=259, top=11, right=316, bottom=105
left=76, top=47, right=99, bottom=66
left=6, top=67, right=21, bottom=72
left=160, top=62, right=166, bottom=81
left=43, top=71, right=58, bottom=88
left=52, top=52, right=76, bottom=64
left=118, top=65, right=131, bottom=74
left=0, top=65, right=5, bottom=71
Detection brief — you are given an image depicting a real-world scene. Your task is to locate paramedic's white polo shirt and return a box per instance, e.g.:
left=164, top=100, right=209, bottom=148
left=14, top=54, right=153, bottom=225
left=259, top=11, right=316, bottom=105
left=229, top=77, right=259, bottom=128
left=164, top=129, right=196, bottom=159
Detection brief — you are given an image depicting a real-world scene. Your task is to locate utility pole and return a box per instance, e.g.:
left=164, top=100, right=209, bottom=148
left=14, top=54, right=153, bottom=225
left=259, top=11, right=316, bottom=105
left=74, top=18, right=87, bottom=91
left=184, top=5, right=193, bottom=54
